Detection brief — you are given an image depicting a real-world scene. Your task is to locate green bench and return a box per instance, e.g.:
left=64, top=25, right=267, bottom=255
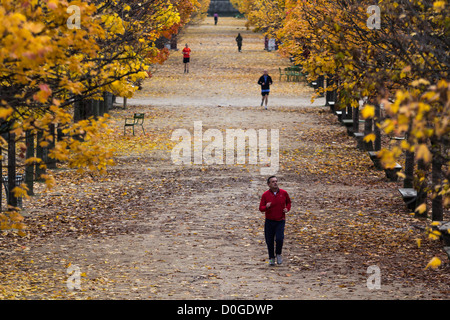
left=124, top=113, right=145, bottom=135
left=286, top=66, right=301, bottom=82
left=278, top=67, right=286, bottom=81
left=279, top=66, right=303, bottom=82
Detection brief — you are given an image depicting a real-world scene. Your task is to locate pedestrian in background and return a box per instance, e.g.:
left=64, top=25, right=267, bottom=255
left=236, top=33, right=243, bottom=52
left=182, top=44, right=191, bottom=73
left=257, top=70, right=273, bottom=109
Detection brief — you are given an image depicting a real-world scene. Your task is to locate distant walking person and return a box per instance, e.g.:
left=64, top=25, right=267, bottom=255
left=182, top=44, right=191, bottom=73
left=259, top=176, right=291, bottom=266
left=257, top=70, right=273, bottom=109
left=214, top=13, right=218, bottom=25
left=236, top=33, right=243, bottom=52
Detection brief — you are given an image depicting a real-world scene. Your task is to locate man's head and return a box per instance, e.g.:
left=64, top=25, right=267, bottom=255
left=263, top=70, right=268, bottom=75
left=267, top=176, right=278, bottom=190
left=185, top=43, right=189, bottom=48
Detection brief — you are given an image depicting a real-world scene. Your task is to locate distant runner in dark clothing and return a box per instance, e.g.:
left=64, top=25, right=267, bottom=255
left=257, top=70, right=273, bottom=109
left=236, top=33, right=242, bottom=52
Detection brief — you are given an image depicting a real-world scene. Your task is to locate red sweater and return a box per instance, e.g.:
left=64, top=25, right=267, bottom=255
left=259, top=188, right=291, bottom=221
left=182, top=47, right=191, bottom=58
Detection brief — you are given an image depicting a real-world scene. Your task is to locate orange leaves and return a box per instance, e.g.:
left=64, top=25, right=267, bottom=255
left=33, top=84, right=52, bottom=103
left=415, top=144, right=432, bottom=163
left=0, top=107, right=14, bottom=120
left=376, top=148, right=401, bottom=169
left=363, top=133, right=376, bottom=143
left=47, top=0, right=58, bottom=10
left=58, top=116, right=116, bottom=174
left=0, top=210, right=26, bottom=236
left=1, top=0, right=206, bottom=118
left=361, top=105, right=375, bottom=119
left=101, top=14, right=125, bottom=35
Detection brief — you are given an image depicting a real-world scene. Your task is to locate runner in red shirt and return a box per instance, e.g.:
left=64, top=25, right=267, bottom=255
left=259, top=176, right=291, bottom=266
left=182, top=44, right=191, bottom=73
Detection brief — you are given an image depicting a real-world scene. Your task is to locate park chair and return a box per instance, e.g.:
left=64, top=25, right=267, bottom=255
left=284, top=67, right=291, bottom=82
left=124, top=113, right=145, bottom=135
left=285, top=66, right=302, bottom=82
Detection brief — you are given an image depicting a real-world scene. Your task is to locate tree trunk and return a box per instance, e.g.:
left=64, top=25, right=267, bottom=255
left=35, top=130, right=46, bottom=181
left=352, top=105, right=359, bottom=134
left=25, top=130, right=35, bottom=196
left=57, top=127, right=64, bottom=142
left=431, top=146, right=443, bottom=221
left=325, top=76, right=333, bottom=108
left=170, top=33, right=178, bottom=50
left=102, top=92, right=112, bottom=116
left=7, top=132, right=17, bottom=207
left=106, top=92, right=112, bottom=114
left=317, top=75, right=324, bottom=97
left=47, top=124, right=57, bottom=169
left=374, top=103, right=381, bottom=151
left=415, top=158, right=428, bottom=218
left=404, top=149, right=414, bottom=188
left=92, top=99, right=99, bottom=119
left=346, top=104, right=353, bottom=120
left=74, top=97, right=96, bottom=122
left=0, top=147, right=2, bottom=211
left=98, top=97, right=104, bottom=118
left=73, top=98, right=82, bottom=123
left=100, top=92, right=106, bottom=117
left=363, top=117, right=373, bottom=151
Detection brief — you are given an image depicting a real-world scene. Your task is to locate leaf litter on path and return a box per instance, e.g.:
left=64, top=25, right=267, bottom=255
left=0, top=17, right=448, bottom=300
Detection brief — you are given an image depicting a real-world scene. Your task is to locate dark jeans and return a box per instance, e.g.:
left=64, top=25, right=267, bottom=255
left=264, top=219, right=285, bottom=259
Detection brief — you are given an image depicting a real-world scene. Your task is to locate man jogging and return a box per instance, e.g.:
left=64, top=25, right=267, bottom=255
left=259, top=176, right=291, bottom=266
left=182, top=44, right=191, bottom=73
left=257, top=70, right=273, bottom=109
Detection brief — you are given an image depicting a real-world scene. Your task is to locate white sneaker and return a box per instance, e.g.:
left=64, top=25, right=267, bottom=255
left=269, top=258, right=275, bottom=266
left=276, top=254, right=282, bottom=265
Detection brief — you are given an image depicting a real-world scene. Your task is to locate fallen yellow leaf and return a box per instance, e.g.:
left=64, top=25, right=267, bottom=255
left=363, top=133, right=376, bottom=143
left=425, top=257, right=441, bottom=270
left=415, top=203, right=426, bottom=214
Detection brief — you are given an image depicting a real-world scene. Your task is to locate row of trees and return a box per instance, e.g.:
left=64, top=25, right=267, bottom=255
left=0, top=0, right=210, bottom=231
left=232, top=0, right=449, bottom=222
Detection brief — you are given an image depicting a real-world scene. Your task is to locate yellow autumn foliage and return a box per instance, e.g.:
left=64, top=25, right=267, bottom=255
left=0, top=0, right=209, bottom=233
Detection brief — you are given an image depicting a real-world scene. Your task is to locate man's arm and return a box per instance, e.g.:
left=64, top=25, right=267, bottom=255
left=285, top=192, right=291, bottom=212
left=259, top=195, right=266, bottom=212
left=259, top=193, right=271, bottom=212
